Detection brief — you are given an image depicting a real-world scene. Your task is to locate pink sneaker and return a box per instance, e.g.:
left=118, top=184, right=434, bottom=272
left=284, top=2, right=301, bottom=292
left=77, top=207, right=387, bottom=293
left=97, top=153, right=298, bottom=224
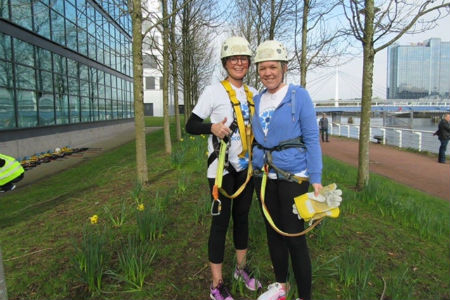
left=210, top=281, right=234, bottom=300
left=233, top=265, right=262, bottom=291
left=257, top=282, right=286, bottom=300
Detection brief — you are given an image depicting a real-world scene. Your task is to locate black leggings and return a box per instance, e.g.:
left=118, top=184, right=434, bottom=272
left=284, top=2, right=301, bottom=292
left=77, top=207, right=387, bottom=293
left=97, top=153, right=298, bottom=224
left=254, top=177, right=312, bottom=300
left=207, top=169, right=254, bottom=264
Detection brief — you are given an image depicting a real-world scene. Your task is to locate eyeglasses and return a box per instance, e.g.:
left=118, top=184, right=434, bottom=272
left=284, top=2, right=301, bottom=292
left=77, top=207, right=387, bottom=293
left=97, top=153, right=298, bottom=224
left=228, top=56, right=249, bottom=65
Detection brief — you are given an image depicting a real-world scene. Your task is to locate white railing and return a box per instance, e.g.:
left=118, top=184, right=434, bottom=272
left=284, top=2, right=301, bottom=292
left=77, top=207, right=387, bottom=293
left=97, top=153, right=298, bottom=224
left=329, top=123, right=440, bottom=154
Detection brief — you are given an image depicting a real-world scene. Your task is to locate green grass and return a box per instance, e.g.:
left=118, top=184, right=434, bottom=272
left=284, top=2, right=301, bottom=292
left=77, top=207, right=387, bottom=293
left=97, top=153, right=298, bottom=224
left=0, top=117, right=449, bottom=299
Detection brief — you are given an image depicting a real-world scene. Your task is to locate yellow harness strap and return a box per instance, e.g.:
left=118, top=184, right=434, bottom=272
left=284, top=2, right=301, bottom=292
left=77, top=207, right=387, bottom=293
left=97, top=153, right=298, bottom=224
left=211, top=81, right=255, bottom=214
left=221, top=80, right=254, bottom=158
left=259, top=164, right=322, bottom=237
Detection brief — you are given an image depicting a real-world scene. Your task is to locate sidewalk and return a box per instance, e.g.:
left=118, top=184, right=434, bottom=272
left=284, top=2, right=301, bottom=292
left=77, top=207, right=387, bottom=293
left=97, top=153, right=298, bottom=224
left=321, top=136, right=450, bottom=201
left=15, top=127, right=161, bottom=190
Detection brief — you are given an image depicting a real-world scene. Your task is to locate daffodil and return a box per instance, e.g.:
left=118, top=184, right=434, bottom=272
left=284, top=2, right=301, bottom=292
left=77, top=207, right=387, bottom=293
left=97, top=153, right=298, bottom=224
left=89, top=214, right=98, bottom=224
left=137, top=203, right=145, bottom=211
left=180, top=138, right=184, bottom=142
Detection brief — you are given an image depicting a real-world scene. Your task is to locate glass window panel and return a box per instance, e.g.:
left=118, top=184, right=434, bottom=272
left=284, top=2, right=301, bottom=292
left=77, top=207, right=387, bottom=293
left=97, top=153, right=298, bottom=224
left=17, top=89, right=37, bottom=128
left=0, top=87, right=15, bottom=129
left=145, top=77, right=155, bottom=90
left=55, top=93, right=68, bottom=124
left=15, top=65, right=36, bottom=90
left=14, top=39, right=34, bottom=67
left=0, top=61, right=13, bottom=88
left=36, top=47, right=51, bottom=71
left=98, top=97, right=105, bottom=120
left=38, top=93, right=55, bottom=126
left=54, top=72, right=68, bottom=96
left=65, top=0, right=76, bottom=21
left=33, top=1, right=50, bottom=39
left=36, top=69, right=53, bottom=92
left=77, top=8, right=86, bottom=29
left=78, top=29, right=87, bottom=56
left=68, top=77, right=79, bottom=95
left=90, top=97, right=98, bottom=120
left=0, top=33, right=11, bottom=61
left=69, top=95, right=80, bottom=123
left=0, top=0, right=9, bottom=19
left=80, top=80, right=88, bottom=96
left=88, top=34, right=96, bottom=60
left=66, top=20, right=78, bottom=51
left=80, top=96, right=89, bottom=121
left=53, top=53, right=66, bottom=74
left=67, top=58, right=78, bottom=75
left=11, top=0, right=32, bottom=31
left=51, top=10, right=66, bottom=46
left=49, top=0, right=64, bottom=15
left=105, top=98, right=112, bottom=119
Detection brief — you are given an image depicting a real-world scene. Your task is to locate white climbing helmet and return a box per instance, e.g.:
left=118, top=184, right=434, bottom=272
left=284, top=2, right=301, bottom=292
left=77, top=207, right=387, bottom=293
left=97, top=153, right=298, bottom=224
left=220, top=36, right=252, bottom=59
left=254, top=40, right=288, bottom=63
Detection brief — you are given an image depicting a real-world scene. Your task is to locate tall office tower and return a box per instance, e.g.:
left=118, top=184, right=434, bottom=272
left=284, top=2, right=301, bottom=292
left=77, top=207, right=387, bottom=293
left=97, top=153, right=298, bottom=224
left=0, top=0, right=134, bottom=157
left=387, top=38, right=450, bottom=99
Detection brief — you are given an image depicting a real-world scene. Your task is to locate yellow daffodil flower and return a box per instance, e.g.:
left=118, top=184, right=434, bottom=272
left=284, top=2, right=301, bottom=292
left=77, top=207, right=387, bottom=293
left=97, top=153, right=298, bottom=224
left=137, top=203, right=145, bottom=211
left=89, top=214, right=98, bottom=224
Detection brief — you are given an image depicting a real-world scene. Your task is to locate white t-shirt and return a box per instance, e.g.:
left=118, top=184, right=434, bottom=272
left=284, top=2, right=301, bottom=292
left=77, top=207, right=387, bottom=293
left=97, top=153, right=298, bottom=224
left=258, top=84, right=308, bottom=179
left=193, top=82, right=258, bottom=178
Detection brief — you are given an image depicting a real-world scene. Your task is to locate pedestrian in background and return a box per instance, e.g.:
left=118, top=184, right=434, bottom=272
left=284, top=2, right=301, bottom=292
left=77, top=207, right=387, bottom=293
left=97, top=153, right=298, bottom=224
left=436, top=112, right=450, bottom=163
left=251, top=40, right=323, bottom=300
left=319, top=113, right=329, bottom=142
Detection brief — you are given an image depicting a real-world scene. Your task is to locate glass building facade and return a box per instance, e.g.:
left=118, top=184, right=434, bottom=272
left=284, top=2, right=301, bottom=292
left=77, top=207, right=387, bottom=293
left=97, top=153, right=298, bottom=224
left=0, top=0, right=134, bottom=131
left=387, top=38, right=450, bottom=99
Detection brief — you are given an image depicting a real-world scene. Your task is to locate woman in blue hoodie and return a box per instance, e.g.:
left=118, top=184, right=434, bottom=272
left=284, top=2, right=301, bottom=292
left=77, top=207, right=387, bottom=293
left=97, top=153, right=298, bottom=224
left=252, top=40, right=322, bottom=300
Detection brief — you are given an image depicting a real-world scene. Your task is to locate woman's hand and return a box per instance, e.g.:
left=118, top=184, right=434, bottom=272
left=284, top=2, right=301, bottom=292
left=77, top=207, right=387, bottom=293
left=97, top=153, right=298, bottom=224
left=211, top=117, right=231, bottom=139
left=312, top=183, right=323, bottom=197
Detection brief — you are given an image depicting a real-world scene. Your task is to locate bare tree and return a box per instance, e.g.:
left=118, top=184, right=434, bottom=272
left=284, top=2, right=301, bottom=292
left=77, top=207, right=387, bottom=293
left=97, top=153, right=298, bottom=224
left=129, top=0, right=149, bottom=184
left=170, top=0, right=182, bottom=141
left=293, top=0, right=346, bottom=87
left=162, top=0, right=172, bottom=154
left=340, top=0, right=450, bottom=189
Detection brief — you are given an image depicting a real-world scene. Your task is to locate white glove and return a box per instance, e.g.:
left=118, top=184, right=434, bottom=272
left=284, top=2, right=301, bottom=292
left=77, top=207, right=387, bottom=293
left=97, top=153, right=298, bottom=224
left=307, top=184, right=342, bottom=208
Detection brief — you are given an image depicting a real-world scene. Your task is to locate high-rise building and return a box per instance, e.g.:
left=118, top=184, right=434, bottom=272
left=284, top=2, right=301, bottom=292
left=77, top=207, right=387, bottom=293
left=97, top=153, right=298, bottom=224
left=387, top=38, right=450, bottom=99
left=0, top=0, right=134, bottom=158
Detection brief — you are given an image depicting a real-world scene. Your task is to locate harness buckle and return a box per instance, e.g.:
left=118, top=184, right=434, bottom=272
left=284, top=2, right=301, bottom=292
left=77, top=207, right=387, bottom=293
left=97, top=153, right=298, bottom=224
left=211, top=199, right=222, bottom=216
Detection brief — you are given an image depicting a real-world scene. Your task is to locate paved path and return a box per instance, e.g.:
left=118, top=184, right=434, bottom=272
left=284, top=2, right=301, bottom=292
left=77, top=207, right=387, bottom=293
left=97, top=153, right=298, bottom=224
left=321, top=136, right=449, bottom=201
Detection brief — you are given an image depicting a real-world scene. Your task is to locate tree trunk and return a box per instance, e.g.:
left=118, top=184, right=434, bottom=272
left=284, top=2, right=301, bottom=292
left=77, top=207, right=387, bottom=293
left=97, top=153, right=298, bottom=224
left=356, top=0, right=375, bottom=189
left=300, top=0, right=309, bottom=87
left=131, top=0, right=148, bottom=184
left=170, top=0, right=182, bottom=140
left=162, top=0, right=172, bottom=154
left=181, top=5, right=191, bottom=123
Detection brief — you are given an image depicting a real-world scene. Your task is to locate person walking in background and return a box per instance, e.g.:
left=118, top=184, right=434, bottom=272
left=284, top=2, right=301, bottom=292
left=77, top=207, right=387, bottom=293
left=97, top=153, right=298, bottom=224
left=251, top=40, right=323, bottom=300
left=319, top=113, right=329, bottom=142
left=436, top=112, right=450, bottom=163
left=185, top=36, right=261, bottom=300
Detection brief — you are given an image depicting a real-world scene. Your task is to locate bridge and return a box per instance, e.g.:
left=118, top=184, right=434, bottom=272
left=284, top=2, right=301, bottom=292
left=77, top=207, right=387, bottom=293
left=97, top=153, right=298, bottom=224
left=314, top=100, right=450, bottom=113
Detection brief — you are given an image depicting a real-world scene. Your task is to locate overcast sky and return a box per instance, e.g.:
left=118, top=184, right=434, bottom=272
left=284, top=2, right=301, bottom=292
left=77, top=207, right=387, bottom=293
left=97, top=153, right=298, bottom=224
left=304, top=14, right=450, bottom=101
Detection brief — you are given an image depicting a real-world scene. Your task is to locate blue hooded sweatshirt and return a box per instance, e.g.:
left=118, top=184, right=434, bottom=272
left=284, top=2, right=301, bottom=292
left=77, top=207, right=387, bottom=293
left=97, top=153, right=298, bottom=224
left=252, top=84, right=322, bottom=184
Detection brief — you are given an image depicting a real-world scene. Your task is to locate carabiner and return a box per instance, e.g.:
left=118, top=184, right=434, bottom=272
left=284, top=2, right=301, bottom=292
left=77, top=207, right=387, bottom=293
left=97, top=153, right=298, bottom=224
left=211, top=199, right=222, bottom=216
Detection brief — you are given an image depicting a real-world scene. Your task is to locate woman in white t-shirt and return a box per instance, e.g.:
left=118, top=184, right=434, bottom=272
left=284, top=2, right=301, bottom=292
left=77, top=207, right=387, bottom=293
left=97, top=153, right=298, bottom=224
left=186, top=36, right=261, bottom=300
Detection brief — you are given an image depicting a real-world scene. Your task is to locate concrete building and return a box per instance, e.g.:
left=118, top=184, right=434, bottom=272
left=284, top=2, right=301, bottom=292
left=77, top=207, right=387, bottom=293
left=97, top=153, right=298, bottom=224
left=387, top=38, right=450, bottom=99
left=0, top=0, right=134, bottom=158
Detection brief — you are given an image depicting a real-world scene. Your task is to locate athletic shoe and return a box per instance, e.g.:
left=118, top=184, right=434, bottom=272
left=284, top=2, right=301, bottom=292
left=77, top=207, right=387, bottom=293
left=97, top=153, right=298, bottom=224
left=210, top=281, right=234, bottom=300
left=233, top=265, right=262, bottom=291
left=257, top=282, right=286, bottom=300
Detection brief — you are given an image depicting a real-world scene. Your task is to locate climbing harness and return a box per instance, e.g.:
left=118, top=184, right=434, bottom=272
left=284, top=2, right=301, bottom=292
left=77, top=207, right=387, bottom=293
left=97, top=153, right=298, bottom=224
left=210, top=80, right=255, bottom=216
